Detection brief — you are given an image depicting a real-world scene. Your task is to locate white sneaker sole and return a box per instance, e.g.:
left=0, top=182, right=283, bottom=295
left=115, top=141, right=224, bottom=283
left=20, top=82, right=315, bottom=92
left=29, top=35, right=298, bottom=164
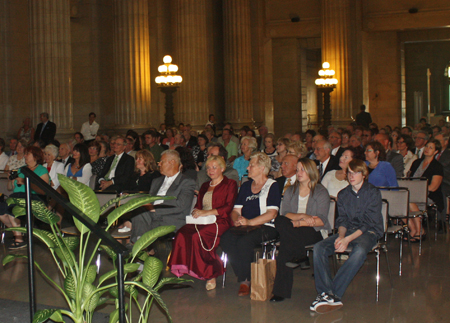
left=315, top=303, right=343, bottom=314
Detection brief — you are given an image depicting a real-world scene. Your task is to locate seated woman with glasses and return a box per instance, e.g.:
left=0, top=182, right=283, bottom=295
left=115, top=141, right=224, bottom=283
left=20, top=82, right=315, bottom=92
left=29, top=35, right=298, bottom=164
left=270, top=158, right=331, bottom=303
left=396, top=134, right=417, bottom=177
left=364, top=141, right=398, bottom=187
left=310, top=159, right=383, bottom=314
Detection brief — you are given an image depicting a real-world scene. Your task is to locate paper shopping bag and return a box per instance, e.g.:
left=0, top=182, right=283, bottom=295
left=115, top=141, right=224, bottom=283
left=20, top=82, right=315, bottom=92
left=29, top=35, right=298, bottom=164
left=250, top=258, right=276, bottom=301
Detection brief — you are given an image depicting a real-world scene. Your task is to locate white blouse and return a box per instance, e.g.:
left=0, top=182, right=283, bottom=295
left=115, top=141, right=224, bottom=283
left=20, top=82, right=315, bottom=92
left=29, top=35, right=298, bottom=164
left=321, top=170, right=349, bottom=198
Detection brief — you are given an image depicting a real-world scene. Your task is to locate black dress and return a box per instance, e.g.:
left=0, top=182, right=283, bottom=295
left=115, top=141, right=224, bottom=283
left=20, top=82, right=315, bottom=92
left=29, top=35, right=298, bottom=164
left=127, top=171, right=161, bottom=191
left=409, top=158, right=444, bottom=211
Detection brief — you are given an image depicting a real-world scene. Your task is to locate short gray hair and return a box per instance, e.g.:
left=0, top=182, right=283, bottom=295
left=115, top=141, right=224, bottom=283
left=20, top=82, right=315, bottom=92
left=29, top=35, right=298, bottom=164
left=250, top=152, right=272, bottom=176
left=161, top=149, right=181, bottom=165
left=241, top=136, right=258, bottom=152
left=44, top=144, right=59, bottom=159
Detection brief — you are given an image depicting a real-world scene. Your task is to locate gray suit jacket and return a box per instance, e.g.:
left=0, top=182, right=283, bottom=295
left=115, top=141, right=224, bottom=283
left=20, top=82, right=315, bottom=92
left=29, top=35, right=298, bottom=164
left=150, top=172, right=196, bottom=230
left=280, top=183, right=331, bottom=232
left=386, top=150, right=404, bottom=178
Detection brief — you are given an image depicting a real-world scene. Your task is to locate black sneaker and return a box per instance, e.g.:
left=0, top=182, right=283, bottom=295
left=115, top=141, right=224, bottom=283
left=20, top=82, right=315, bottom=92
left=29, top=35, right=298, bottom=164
left=8, top=241, right=27, bottom=250
left=313, top=293, right=343, bottom=314
left=310, top=292, right=327, bottom=311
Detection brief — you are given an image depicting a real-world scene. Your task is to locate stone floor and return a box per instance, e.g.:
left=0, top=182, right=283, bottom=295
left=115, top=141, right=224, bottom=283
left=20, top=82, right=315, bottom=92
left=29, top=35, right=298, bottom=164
left=1, top=229, right=450, bottom=323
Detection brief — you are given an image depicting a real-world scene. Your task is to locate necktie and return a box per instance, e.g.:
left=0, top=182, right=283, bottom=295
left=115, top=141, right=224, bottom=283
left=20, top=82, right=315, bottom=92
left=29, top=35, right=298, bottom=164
left=282, top=178, right=292, bottom=195
left=105, top=155, right=119, bottom=180
left=319, top=163, right=323, bottom=178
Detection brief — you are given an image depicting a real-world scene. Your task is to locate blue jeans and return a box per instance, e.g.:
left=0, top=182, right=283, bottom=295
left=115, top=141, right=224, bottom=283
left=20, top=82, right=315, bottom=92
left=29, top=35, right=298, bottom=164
left=313, top=230, right=377, bottom=299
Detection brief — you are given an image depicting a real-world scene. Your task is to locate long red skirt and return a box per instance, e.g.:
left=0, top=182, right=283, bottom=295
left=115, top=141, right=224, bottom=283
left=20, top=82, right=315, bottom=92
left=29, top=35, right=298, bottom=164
left=169, top=219, right=229, bottom=280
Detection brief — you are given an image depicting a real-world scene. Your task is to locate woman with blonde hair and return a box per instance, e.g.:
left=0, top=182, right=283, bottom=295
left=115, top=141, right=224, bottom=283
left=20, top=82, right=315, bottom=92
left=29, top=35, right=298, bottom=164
left=287, top=140, right=308, bottom=158
left=169, top=156, right=238, bottom=290
left=233, top=136, right=257, bottom=181
left=220, top=152, right=281, bottom=297
left=270, top=158, right=331, bottom=302
left=271, top=137, right=291, bottom=178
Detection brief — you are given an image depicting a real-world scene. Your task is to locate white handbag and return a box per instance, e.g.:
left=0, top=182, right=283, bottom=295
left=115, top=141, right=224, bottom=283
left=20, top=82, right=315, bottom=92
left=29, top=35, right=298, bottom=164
left=185, top=215, right=218, bottom=252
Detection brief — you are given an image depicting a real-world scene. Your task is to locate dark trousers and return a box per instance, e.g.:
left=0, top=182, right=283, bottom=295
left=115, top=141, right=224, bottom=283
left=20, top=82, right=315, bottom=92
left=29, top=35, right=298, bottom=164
left=219, top=225, right=278, bottom=282
left=272, top=216, right=323, bottom=298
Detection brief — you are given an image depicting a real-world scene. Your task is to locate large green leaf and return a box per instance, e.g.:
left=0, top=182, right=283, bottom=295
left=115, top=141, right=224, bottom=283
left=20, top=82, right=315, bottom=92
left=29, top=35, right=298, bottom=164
left=142, top=257, right=163, bottom=288
left=131, top=225, right=176, bottom=258
left=63, top=236, right=80, bottom=251
left=108, top=304, right=128, bottom=323
left=58, top=174, right=100, bottom=234
left=125, top=283, right=138, bottom=299
left=85, top=265, right=98, bottom=284
left=100, top=193, right=143, bottom=215
left=154, top=277, right=192, bottom=291
left=64, top=271, right=77, bottom=300
left=98, top=263, right=141, bottom=286
left=136, top=250, right=149, bottom=262
left=108, top=286, right=118, bottom=298
left=2, top=254, right=27, bottom=266
left=12, top=205, right=26, bottom=217
left=7, top=198, right=59, bottom=224
left=132, top=281, right=173, bottom=323
left=32, top=309, right=63, bottom=323
left=49, top=310, right=65, bottom=323
left=99, top=245, right=117, bottom=263
left=106, top=196, right=174, bottom=229
left=53, top=245, right=76, bottom=268
left=6, top=227, right=56, bottom=248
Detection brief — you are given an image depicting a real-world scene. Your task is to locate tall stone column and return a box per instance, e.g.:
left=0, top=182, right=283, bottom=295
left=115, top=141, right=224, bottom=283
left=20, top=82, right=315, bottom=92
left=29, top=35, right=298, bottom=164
left=174, top=0, right=209, bottom=127
left=29, top=0, right=73, bottom=132
left=113, top=0, right=151, bottom=130
left=321, top=0, right=357, bottom=124
left=223, top=0, right=253, bottom=126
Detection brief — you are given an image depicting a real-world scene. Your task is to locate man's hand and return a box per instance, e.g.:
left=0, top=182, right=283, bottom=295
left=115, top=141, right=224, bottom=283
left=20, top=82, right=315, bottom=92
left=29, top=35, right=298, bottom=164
left=99, top=180, right=113, bottom=190
left=334, top=236, right=349, bottom=253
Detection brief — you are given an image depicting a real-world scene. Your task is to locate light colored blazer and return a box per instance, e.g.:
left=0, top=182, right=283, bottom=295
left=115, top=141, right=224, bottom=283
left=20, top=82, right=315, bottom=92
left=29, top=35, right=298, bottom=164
left=280, top=183, right=331, bottom=232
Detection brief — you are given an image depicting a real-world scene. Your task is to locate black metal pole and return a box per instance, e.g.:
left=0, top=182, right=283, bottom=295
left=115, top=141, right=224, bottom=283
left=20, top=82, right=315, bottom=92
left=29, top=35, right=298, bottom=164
left=25, top=177, right=36, bottom=321
left=117, top=253, right=126, bottom=323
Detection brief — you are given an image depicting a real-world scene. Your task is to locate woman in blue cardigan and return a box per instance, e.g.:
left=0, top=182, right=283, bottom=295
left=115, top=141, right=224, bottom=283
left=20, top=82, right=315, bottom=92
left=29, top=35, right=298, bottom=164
left=364, top=141, right=398, bottom=188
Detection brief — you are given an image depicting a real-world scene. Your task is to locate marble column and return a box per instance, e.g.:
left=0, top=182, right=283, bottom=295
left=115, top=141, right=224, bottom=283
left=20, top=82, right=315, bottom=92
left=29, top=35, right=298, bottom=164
left=113, top=0, right=151, bottom=129
left=223, top=0, right=253, bottom=126
left=29, top=0, right=73, bottom=132
left=174, top=0, right=209, bottom=127
left=321, top=0, right=356, bottom=124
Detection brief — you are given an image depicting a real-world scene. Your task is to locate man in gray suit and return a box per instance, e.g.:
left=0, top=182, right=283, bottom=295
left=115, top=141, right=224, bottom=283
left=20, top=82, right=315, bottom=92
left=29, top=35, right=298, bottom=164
left=130, top=150, right=196, bottom=243
left=375, top=133, right=404, bottom=178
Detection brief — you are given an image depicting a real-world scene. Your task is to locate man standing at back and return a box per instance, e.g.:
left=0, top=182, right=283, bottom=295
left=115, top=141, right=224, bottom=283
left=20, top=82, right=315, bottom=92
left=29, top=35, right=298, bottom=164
left=80, top=112, right=99, bottom=144
left=355, top=105, right=372, bottom=129
left=34, top=112, right=57, bottom=145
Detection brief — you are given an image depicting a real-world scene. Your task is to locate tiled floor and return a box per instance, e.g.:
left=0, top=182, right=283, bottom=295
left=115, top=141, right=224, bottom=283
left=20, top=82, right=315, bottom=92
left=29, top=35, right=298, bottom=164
left=1, top=230, right=450, bottom=323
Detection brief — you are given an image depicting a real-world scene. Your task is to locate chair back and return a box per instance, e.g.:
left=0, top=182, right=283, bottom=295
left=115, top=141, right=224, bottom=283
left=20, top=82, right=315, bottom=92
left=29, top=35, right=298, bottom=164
left=89, top=175, right=97, bottom=190
left=0, top=178, right=9, bottom=197
left=380, top=188, right=409, bottom=218
left=397, top=178, right=428, bottom=208
left=381, top=199, right=389, bottom=233
left=328, top=197, right=336, bottom=233
left=95, top=191, right=119, bottom=209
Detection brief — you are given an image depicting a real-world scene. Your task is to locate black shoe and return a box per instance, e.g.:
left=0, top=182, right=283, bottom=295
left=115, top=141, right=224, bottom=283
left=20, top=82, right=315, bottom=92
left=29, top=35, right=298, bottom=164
left=270, top=295, right=285, bottom=302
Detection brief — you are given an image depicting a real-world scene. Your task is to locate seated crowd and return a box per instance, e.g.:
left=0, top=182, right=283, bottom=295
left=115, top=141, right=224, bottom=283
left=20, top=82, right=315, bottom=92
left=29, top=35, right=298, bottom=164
left=0, top=112, right=449, bottom=315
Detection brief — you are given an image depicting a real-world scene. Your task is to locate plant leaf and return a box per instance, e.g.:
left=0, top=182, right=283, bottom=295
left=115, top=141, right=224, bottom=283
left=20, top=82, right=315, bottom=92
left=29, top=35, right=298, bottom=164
left=12, top=205, right=26, bottom=217
left=85, top=265, right=98, bottom=284
left=132, top=282, right=173, bottom=323
left=125, top=283, right=138, bottom=298
left=49, top=310, right=65, bottom=323
left=32, top=309, right=59, bottom=323
left=136, top=250, right=149, bottom=262
left=154, top=277, right=192, bottom=291
left=6, top=227, right=57, bottom=248
left=97, top=297, right=110, bottom=307
left=106, top=196, right=174, bottom=229
left=100, top=193, right=143, bottom=215
left=63, top=236, right=80, bottom=251
left=2, top=254, right=27, bottom=266
left=109, top=308, right=119, bottom=323
left=98, top=263, right=141, bottom=286
left=99, top=245, right=117, bottom=263
left=131, top=225, right=176, bottom=258
left=64, top=271, right=77, bottom=300
left=142, top=257, right=163, bottom=288
left=108, top=286, right=118, bottom=298
left=53, top=245, right=76, bottom=268
left=58, top=174, right=100, bottom=234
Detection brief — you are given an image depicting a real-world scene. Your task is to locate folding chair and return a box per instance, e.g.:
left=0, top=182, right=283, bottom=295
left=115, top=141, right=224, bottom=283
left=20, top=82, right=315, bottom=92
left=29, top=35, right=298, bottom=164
left=397, top=178, right=430, bottom=254
left=380, top=187, right=413, bottom=276
left=334, top=200, right=393, bottom=302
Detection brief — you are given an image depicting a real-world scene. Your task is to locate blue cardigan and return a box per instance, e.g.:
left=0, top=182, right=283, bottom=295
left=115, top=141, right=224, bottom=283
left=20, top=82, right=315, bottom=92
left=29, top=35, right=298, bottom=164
left=365, top=161, right=398, bottom=187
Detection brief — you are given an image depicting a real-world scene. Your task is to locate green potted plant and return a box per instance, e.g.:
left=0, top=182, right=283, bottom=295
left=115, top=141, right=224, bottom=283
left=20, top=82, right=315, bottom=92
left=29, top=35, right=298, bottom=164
left=3, top=174, right=191, bottom=323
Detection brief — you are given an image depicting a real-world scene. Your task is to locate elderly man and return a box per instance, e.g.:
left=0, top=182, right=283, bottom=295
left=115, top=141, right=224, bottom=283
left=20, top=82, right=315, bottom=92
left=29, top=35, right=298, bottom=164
left=276, top=154, right=297, bottom=197
left=144, top=130, right=164, bottom=162
left=375, top=133, right=404, bottom=178
left=130, top=150, right=196, bottom=242
left=125, top=137, right=136, bottom=159
left=361, top=129, right=374, bottom=146
left=329, top=131, right=344, bottom=160
left=349, top=135, right=362, bottom=148
left=80, top=112, right=99, bottom=144
left=414, top=130, right=428, bottom=158
left=34, top=112, right=57, bottom=145
left=308, top=134, right=325, bottom=160
left=96, top=136, right=135, bottom=192
left=315, top=140, right=340, bottom=180
left=183, top=124, right=198, bottom=149
left=6, top=138, right=17, bottom=157
left=196, top=143, right=239, bottom=189
left=58, top=143, right=74, bottom=168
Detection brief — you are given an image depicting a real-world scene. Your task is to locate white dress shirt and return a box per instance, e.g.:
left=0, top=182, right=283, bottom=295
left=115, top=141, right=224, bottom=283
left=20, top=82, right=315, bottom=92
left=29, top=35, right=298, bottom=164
left=81, top=120, right=99, bottom=141
left=154, top=171, right=181, bottom=205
